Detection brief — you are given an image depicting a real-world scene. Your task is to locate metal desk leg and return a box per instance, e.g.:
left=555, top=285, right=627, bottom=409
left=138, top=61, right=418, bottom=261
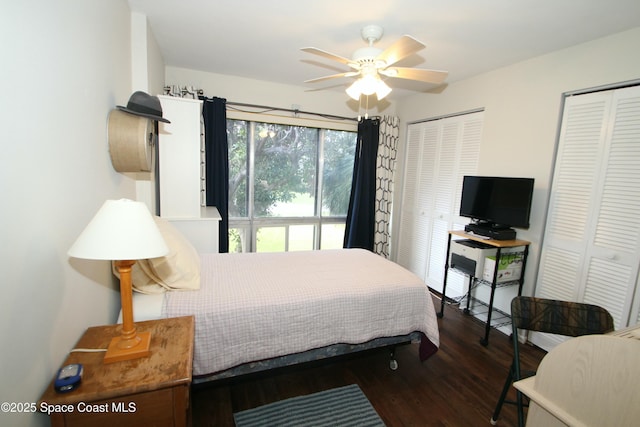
left=438, top=234, right=454, bottom=318
left=517, top=245, right=529, bottom=296
left=463, top=275, right=474, bottom=314
left=481, top=247, right=502, bottom=346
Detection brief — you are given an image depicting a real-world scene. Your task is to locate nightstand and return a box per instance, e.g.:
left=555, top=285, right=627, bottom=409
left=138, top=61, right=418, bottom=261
left=38, top=316, right=194, bottom=427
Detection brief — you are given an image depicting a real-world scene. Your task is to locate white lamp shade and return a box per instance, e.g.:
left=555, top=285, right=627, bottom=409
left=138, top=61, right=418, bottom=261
left=68, top=199, right=169, bottom=260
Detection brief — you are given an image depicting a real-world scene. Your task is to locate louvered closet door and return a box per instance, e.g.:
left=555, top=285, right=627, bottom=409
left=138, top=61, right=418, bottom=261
left=534, top=85, right=640, bottom=349
left=425, top=114, right=483, bottom=294
left=397, top=122, right=438, bottom=278
left=397, top=112, right=482, bottom=295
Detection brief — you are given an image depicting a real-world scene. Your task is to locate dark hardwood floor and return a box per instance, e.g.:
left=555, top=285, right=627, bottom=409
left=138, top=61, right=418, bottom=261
left=191, top=295, right=546, bottom=426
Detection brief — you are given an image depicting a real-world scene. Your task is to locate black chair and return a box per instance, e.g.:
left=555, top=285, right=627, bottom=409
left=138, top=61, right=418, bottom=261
left=490, top=296, right=614, bottom=426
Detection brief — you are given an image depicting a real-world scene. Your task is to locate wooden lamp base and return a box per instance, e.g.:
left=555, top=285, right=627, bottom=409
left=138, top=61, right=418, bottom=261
left=103, top=331, right=151, bottom=364
left=105, top=260, right=152, bottom=364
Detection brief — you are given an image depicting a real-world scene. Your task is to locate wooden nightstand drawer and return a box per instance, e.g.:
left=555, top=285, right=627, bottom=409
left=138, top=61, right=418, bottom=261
left=39, top=316, right=194, bottom=427
left=49, top=385, right=189, bottom=427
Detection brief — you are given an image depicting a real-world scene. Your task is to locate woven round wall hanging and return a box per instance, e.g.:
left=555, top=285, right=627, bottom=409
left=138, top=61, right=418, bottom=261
left=107, top=109, right=154, bottom=172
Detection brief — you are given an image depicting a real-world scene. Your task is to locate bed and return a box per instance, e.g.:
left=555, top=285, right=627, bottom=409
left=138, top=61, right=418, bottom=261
left=123, top=218, right=440, bottom=382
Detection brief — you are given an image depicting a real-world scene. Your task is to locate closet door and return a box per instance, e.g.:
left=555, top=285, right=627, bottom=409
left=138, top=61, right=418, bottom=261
left=425, top=114, right=483, bottom=294
left=396, top=121, right=438, bottom=278
left=397, top=112, right=482, bottom=295
left=534, top=86, right=640, bottom=349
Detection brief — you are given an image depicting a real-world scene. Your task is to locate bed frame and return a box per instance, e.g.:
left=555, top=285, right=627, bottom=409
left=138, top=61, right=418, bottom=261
left=193, top=331, right=436, bottom=384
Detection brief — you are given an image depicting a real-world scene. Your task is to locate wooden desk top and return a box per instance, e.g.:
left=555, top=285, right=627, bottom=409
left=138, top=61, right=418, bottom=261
left=39, top=316, right=194, bottom=405
left=514, top=334, right=640, bottom=427
left=450, top=230, right=531, bottom=248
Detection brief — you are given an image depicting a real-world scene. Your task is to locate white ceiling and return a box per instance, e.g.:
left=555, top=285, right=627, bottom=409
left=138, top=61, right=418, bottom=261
left=127, top=0, right=640, bottom=100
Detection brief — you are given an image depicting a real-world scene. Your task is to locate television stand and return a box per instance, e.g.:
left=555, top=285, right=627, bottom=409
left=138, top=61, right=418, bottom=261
left=440, top=230, right=531, bottom=346
left=464, top=223, right=516, bottom=240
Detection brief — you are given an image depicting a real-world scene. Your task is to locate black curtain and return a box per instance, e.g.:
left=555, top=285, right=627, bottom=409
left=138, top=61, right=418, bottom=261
left=343, top=118, right=380, bottom=251
left=200, top=96, right=229, bottom=253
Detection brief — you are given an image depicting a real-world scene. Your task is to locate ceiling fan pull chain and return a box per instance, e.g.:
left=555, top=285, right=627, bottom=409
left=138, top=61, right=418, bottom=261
left=364, top=95, right=369, bottom=120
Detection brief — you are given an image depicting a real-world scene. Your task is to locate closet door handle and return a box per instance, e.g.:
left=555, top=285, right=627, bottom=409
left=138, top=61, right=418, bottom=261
left=605, top=251, right=618, bottom=261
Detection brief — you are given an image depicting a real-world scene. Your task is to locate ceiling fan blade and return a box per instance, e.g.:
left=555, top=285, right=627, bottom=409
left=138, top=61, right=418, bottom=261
left=376, top=35, right=425, bottom=67
left=301, top=47, right=356, bottom=67
left=304, top=71, right=359, bottom=84
left=382, top=67, right=448, bottom=84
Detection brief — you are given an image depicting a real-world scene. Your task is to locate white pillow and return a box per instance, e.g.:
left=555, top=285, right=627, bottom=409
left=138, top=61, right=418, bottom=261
left=114, top=216, right=201, bottom=293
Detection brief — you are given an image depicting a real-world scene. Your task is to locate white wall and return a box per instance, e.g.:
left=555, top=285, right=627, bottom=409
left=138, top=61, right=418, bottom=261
left=131, top=12, right=166, bottom=214
left=393, top=27, right=640, bottom=298
left=131, top=12, right=166, bottom=97
left=0, top=1, right=134, bottom=425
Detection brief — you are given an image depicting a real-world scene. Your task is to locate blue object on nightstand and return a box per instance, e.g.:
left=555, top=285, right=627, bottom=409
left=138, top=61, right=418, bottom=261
left=54, top=364, right=83, bottom=393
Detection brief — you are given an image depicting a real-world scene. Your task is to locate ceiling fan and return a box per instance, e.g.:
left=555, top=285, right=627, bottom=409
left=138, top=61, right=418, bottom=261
left=301, top=25, right=448, bottom=100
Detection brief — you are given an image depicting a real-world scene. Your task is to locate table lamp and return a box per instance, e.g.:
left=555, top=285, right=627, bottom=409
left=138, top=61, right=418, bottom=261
left=68, top=199, right=169, bottom=363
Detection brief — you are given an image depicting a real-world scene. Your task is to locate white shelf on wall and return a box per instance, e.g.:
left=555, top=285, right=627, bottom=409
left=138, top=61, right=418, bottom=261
left=165, top=207, right=221, bottom=254
left=157, top=95, right=203, bottom=219
left=157, top=96, right=220, bottom=253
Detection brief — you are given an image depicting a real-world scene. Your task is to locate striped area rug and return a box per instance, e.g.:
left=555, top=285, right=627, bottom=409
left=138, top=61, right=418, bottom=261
left=233, top=384, right=385, bottom=427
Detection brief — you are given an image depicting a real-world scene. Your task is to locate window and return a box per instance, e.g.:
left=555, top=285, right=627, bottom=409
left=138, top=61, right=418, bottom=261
left=227, top=120, right=357, bottom=252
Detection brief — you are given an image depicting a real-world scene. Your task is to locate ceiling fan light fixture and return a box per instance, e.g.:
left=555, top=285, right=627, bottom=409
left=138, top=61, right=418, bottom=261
left=345, top=76, right=392, bottom=100
left=359, top=74, right=379, bottom=95
left=375, top=80, right=392, bottom=100
left=303, top=25, right=448, bottom=98
left=346, top=79, right=363, bottom=100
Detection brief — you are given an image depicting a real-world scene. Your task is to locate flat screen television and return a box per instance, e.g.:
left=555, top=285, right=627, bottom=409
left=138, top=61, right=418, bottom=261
left=460, top=176, right=534, bottom=230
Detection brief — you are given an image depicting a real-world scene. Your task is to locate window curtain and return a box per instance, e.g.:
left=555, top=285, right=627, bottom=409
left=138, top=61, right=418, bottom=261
left=200, top=96, right=229, bottom=253
left=343, top=118, right=380, bottom=251
left=374, top=116, right=399, bottom=258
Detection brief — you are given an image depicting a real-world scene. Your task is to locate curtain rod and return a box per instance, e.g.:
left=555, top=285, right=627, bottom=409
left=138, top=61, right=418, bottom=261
left=225, top=101, right=357, bottom=122
left=163, top=85, right=358, bottom=122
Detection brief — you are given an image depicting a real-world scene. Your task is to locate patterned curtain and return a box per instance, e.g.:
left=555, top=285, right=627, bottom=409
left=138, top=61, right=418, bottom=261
left=373, top=116, right=399, bottom=258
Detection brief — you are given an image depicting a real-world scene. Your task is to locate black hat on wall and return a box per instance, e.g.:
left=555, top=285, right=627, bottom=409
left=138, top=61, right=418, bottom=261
left=117, top=91, right=170, bottom=123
